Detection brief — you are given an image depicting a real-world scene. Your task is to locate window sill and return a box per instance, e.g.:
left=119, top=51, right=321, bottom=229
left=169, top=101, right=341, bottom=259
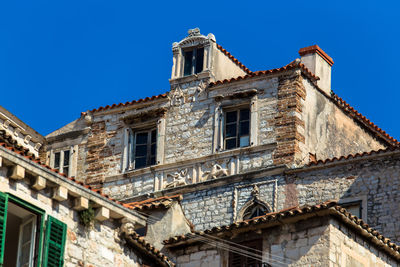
left=169, top=70, right=211, bottom=84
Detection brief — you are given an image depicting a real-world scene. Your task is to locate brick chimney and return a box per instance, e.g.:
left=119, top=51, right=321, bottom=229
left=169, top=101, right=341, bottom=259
left=299, top=45, right=334, bottom=95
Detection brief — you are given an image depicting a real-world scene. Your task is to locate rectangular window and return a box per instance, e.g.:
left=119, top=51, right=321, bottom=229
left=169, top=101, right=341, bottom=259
left=183, top=47, right=204, bottom=76
left=229, top=239, right=267, bottom=267
left=341, top=201, right=362, bottom=219
left=0, top=192, right=67, bottom=267
left=129, top=128, right=157, bottom=169
left=224, top=108, right=250, bottom=150
left=52, top=150, right=70, bottom=176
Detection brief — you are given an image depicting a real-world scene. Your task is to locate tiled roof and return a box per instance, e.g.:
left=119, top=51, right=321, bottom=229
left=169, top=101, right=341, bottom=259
left=82, top=92, right=169, bottom=115
left=123, top=194, right=182, bottom=211
left=0, top=135, right=176, bottom=265
left=330, top=92, right=400, bottom=147
left=216, top=44, right=252, bottom=74
left=307, top=147, right=400, bottom=166
left=124, top=231, right=175, bottom=267
left=0, top=129, right=36, bottom=159
left=0, top=131, right=125, bottom=206
left=208, top=59, right=319, bottom=87
left=163, top=201, right=400, bottom=259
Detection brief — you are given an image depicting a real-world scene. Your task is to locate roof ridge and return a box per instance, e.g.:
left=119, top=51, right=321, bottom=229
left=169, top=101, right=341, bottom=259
left=307, top=147, right=400, bottom=167
left=163, top=201, right=400, bottom=258
left=125, top=231, right=175, bottom=266
left=82, top=92, right=169, bottom=115
left=215, top=43, right=252, bottom=74
left=330, top=92, right=400, bottom=147
left=209, top=59, right=319, bottom=87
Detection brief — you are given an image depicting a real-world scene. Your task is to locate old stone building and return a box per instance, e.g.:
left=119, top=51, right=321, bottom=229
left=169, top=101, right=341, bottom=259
left=2, top=28, right=400, bottom=266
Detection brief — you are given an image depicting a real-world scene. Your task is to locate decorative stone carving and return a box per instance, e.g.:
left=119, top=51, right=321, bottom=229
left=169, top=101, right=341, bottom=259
left=202, top=163, right=229, bottom=181
left=188, top=28, right=200, bottom=37
left=179, top=28, right=209, bottom=48
left=193, top=79, right=207, bottom=102
left=236, top=184, right=272, bottom=221
left=2, top=120, right=10, bottom=129
left=84, top=112, right=93, bottom=126
left=164, top=169, right=188, bottom=189
left=169, top=85, right=185, bottom=106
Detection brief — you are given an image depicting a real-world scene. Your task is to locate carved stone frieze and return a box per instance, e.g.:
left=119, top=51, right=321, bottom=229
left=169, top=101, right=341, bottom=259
left=169, top=85, right=185, bottom=106
left=164, top=168, right=189, bottom=189
left=201, top=161, right=229, bottom=182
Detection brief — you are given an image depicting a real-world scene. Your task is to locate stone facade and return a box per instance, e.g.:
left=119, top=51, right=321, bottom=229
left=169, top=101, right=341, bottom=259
left=4, top=29, right=400, bottom=266
left=166, top=208, right=399, bottom=266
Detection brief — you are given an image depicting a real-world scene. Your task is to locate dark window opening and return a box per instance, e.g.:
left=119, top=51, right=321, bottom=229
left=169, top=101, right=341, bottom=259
left=224, top=108, right=250, bottom=150
left=183, top=47, right=204, bottom=76
left=229, top=239, right=269, bottom=267
left=243, top=204, right=267, bottom=220
left=340, top=201, right=362, bottom=219
left=130, top=129, right=157, bottom=169
left=54, top=152, right=60, bottom=170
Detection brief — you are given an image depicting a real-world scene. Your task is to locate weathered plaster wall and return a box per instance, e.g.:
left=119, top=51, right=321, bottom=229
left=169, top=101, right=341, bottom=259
left=144, top=202, right=191, bottom=250
left=0, top=167, right=143, bottom=267
left=302, top=78, right=385, bottom=161
left=212, top=45, right=247, bottom=82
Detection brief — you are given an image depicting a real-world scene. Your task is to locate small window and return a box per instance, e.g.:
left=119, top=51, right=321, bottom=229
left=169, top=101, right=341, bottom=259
left=129, top=128, right=157, bottom=169
left=341, top=201, right=362, bottom=219
left=224, top=108, right=250, bottom=150
left=52, top=150, right=70, bottom=176
left=229, top=239, right=267, bottom=267
left=183, top=47, right=204, bottom=76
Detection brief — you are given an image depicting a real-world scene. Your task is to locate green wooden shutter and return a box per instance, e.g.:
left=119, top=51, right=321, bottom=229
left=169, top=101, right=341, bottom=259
left=43, top=216, right=67, bottom=267
left=0, top=192, right=8, bottom=265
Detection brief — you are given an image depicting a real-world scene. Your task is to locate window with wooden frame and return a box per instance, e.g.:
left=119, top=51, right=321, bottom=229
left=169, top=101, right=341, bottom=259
left=0, top=192, right=67, bottom=267
left=52, top=150, right=71, bottom=176
left=229, top=239, right=269, bottom=267
left=223, top=108, right=250, bottom=150
left=183, top=47, right=204, bottom=76
left=128, top=128, right=157, bottom=169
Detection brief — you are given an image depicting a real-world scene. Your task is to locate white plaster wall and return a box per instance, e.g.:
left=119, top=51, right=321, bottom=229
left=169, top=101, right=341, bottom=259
left=302, top=78, right=385, bottom=162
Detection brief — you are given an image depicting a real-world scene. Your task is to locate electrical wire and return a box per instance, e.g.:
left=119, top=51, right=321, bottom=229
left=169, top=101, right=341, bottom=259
left=132, top=209, right=291, bottom=266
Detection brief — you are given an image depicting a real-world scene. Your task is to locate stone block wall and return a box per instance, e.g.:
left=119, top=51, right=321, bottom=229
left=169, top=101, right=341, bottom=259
left=288, top=156, right=400, bottom=243
left=0, top=167, right=143, bottom=266
left=328, top=219, right=396, bottom=266
left=168, top=215, right=398, bottom=267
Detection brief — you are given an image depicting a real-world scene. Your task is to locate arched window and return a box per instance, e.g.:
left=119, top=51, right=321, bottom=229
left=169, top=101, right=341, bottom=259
left=242, top=203, right=268, bottom=220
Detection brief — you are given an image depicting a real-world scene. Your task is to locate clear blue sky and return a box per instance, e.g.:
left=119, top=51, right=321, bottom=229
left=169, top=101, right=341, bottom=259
left=1, top=1, right=399, bottom=140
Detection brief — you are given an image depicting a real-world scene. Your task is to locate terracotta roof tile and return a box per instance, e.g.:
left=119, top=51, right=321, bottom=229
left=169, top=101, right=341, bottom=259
left=307, top=147, right=400, bottom=167
left=209, top=59, right=319, bottom=87
left=123, top=194, right=182, bottom=211
left=216, top=44, right=252, bottom=74
left=163, top=201, right=400, bottom=258
left=0, top=132, right=125, bottom=205
left=82, top=92, right=169, bottom=115
left=124, top=231, right=175, bottom=266
left=0, top=130, right=36, bottom=159
left=330, top=92, right=400, bottom=147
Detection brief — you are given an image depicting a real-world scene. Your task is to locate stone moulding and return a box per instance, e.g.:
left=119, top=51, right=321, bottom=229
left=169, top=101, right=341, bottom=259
left=0, top=144, right=146, bottom=227
left=233, top=180, right=277, bottom=221
left=107, top=142, right=277, bottom=183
